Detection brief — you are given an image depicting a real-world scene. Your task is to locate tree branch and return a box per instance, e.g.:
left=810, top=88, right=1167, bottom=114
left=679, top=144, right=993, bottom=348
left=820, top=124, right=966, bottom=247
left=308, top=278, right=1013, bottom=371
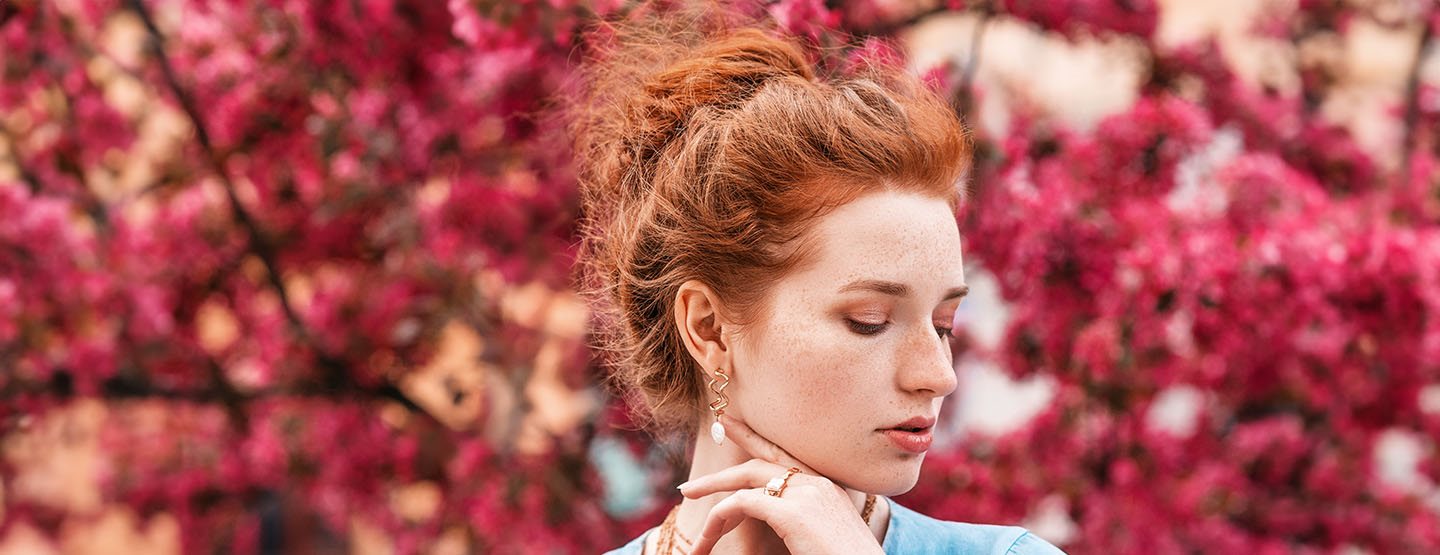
left=126, top=0, right=305, bottom=336
left=0, top=371, right=427, bottom=412
left=952, top=9, right=994, bottom=120
left=121, top=0, right=439, bottom=428
left=1401, top=19, right=1435, bottom=177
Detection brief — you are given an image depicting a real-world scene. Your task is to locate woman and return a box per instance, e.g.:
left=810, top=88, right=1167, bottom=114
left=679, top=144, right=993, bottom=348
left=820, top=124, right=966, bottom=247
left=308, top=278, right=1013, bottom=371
left=570, top=5, right=1067, bottom=554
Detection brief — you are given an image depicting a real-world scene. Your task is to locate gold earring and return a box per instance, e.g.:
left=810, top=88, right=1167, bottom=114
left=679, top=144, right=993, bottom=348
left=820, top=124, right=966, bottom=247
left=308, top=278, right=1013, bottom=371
left=707, top=368, right=730, bottom=445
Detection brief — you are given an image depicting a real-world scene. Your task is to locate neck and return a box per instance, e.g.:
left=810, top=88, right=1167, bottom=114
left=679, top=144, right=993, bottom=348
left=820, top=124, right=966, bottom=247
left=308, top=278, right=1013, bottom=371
left=663, top=421, right=886, bottom=554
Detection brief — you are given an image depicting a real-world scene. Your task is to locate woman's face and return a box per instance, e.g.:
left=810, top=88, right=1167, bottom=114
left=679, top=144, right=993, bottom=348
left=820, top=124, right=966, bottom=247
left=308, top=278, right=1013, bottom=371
left=726, top=189, right=966, bottom=496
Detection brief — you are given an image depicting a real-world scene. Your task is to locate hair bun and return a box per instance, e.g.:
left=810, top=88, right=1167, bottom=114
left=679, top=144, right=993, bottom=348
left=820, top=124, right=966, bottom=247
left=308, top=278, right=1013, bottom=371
left=633, top=29, right=813, bottom=179
left=569, top=13, right=812, bottom=211
left=643, top=28, right=813, bottom=123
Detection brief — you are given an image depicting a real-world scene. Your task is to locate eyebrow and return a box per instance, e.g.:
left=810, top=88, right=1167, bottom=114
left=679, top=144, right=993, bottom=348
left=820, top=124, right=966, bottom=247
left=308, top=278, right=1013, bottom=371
left=838, top=279, right=969, bottom=301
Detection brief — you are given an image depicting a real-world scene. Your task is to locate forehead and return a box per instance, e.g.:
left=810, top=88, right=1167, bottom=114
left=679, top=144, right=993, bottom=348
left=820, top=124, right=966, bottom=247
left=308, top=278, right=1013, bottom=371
left=789, top=190, right=965, bottom=291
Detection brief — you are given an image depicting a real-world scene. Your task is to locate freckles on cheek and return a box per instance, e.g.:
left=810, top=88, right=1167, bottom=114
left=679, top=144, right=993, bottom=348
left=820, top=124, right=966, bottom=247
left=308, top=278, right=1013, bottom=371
left=753, top=322, right=830, bottom=401
left=768, top=321, right=868, bottom=398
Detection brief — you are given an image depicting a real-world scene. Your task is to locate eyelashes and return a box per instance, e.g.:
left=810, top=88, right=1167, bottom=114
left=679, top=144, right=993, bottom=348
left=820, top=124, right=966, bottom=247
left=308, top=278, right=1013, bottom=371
left=845, top=319, right=955, bottom=340
left=846, top=319, right=888, bottom=335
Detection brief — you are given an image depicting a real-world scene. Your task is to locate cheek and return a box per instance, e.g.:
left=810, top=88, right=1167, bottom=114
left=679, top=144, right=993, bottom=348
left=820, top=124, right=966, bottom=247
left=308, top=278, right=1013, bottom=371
left=749, top=316, right=887, bottom=420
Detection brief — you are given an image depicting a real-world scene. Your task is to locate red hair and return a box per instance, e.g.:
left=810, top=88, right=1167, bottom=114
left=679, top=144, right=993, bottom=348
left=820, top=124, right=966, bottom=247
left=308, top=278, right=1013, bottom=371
left=568, top=5, right=972, bottom=437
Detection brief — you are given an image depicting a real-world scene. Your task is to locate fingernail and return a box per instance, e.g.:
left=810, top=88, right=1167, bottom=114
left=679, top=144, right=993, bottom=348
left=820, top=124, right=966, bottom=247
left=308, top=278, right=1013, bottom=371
left=677, top=481, right=689, bottom=490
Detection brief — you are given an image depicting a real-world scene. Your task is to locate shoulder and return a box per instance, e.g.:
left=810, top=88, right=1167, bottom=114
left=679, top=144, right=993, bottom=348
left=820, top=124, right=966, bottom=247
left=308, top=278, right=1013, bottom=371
left=882, top=499, right=1067, bottom=555
left=601, top=527, right=653, bottom=555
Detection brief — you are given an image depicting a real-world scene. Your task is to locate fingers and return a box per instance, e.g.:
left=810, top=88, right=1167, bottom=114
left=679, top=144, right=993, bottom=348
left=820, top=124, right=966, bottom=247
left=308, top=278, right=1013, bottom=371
left=679, top=415, right=834, bottom=553
left=678, top=459, right=783, bottom=499
left=719, top=413, right=816, bottom=474
left=689, top=489, right=779, bottom=555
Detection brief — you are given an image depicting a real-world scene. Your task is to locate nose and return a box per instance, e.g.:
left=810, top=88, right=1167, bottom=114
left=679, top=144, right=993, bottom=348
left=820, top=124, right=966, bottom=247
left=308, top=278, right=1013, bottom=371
left=895, top=325, right=958, bottom=398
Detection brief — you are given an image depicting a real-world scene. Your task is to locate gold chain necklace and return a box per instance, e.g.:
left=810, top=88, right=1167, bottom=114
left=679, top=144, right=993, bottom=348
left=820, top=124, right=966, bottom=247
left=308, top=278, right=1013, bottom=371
left=654, top=494, right=878, bottom=554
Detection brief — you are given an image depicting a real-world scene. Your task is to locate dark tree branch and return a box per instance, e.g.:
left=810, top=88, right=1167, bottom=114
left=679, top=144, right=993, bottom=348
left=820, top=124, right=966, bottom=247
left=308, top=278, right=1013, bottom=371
left=1401, top=20, right=1435, bottom=178
left=121, top=0, right=440, bottom=427
left=126, top=0, right=311, bottom=347
left=125, top=0, right=328, bottom=426
left=952, top=9, right=994, bottom=121
left=0, top=371, right=429, bottom=414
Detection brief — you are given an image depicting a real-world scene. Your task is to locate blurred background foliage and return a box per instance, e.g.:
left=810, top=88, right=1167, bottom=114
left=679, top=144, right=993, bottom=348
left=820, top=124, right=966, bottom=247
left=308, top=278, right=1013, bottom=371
left=1, top=0, right=1438, bottom=553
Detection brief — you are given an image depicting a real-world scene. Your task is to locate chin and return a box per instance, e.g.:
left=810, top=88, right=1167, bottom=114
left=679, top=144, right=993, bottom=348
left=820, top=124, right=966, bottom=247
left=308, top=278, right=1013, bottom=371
left=866, top=476, right=921, bottom=497
left=880, top=470, right=923, bottom=497
left=835, top=458, right=924, bottom=497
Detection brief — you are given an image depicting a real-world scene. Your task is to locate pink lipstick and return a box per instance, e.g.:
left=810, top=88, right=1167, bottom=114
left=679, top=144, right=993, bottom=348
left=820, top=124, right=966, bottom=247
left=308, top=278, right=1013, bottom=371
left=879, top=416, right=936, bottom=454
left=881, top=428, right=933, bottom=453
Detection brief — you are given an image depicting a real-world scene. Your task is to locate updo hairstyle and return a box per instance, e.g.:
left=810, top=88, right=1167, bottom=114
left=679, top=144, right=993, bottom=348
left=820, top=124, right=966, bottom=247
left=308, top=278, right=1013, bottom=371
left=568, top=4, right=972, bottom=439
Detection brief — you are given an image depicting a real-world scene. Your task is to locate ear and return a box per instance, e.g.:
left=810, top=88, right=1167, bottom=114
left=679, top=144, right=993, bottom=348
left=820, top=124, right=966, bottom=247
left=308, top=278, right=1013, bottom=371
left=674, top=279, right=732, bottom=376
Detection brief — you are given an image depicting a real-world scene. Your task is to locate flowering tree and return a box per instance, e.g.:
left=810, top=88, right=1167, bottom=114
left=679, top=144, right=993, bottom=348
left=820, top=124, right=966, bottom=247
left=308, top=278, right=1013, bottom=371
left=912, top=2, right=1440, bottom=553
left=1, top=0, right=1437, bottom=553
left=3, top=0, right=602, bottom=551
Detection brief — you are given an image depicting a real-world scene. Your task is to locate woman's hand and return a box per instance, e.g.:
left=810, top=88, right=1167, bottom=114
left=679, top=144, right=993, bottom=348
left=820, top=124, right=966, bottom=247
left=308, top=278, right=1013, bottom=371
left=677, top=414, right=883, bottom=555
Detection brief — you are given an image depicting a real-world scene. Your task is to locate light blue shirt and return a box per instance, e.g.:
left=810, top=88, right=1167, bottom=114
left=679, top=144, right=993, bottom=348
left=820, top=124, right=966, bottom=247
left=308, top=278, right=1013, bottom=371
left=602, top=497, right=1067, bottom=554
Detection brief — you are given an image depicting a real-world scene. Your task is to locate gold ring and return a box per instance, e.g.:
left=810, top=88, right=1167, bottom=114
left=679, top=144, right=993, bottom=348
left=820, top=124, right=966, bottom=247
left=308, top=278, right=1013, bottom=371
left=764, top=467, right=801, bottom=497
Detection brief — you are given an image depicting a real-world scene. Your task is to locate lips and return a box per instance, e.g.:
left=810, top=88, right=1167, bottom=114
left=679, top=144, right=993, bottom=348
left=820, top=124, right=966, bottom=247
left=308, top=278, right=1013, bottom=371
left=881, top=416, right=936, bottom=433
left=881, top=428, right=933, bottom=453
left=879, top=416, right=936, bottom=454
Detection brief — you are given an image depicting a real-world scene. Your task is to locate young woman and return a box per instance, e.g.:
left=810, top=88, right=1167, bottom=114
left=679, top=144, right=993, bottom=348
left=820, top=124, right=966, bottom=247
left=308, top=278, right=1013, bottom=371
left=570, top=6, right=1067, bottom=554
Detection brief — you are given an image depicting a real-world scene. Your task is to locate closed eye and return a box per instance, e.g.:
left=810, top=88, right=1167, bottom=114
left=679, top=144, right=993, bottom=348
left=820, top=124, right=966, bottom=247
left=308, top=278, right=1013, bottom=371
left=848, top=319, right=956, bottom=341
left=846, top=319, right=888, bottom=336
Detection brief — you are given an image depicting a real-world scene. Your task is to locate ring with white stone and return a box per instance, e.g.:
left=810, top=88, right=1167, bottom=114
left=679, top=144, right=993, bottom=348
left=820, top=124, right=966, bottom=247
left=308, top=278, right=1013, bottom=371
left=764, top=467, right=801, bottom=497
